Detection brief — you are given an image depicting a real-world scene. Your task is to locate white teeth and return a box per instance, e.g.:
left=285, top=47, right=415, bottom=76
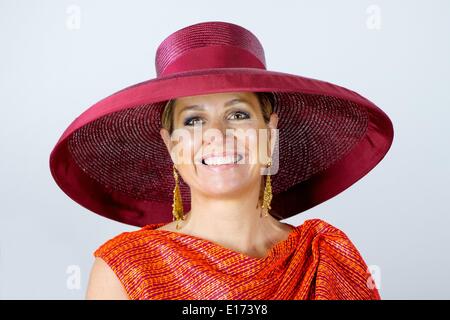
left=203, top=155, right=242, bottom=166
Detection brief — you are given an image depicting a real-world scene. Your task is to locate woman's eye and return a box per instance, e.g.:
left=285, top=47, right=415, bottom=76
left=184, top=117, right=204, bottom=126
left=183, top=111, right=250, bottom=126
left=228, top=111, right=250, bottom=120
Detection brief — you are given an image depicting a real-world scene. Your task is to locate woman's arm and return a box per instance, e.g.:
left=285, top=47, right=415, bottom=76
left=85, top=257, right=130, bottom=300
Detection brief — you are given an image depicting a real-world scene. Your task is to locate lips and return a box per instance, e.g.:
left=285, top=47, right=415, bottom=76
left=201, top=154, right=243, bottom=166
left=195, top=151, right=244, bottom=166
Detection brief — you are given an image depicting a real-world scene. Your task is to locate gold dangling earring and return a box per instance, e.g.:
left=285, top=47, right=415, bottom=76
left=261, top=158, right=273, bottom=217
left=172, top=164, right=185, bottom=229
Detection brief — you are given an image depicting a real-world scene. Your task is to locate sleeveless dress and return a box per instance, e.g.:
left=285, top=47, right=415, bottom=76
left=93, top=218, right=381, bottom=300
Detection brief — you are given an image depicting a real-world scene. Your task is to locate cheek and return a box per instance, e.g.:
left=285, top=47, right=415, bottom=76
left=235, top=127, right=269, bottom=166
left=170, top=131, right=199, bottom=165
left=171, top=131, right=203, bottom=179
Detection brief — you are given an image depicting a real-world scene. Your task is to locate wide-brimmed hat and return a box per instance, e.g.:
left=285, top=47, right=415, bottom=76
left=49, top=20, right=394, bottom=227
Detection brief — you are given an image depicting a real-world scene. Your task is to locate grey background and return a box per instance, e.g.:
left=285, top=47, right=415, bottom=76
left=1, top=0, right=449, bottom=299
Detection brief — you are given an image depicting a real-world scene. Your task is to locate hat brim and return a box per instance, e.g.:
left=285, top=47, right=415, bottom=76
left=49, top=67, right=394, bottom=227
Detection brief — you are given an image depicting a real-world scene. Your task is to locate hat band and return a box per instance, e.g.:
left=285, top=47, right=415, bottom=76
left=158, top=45, right=266, bottom=77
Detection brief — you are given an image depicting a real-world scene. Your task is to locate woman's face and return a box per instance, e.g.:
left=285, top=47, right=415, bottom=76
left=160, top=91, right=278, bottom=198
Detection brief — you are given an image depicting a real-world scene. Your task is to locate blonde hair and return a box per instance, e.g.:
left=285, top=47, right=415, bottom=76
left=161, top=92, right=274, bottom=135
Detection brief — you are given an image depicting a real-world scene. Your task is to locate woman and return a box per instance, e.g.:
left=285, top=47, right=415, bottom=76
left=49, top=21, right=393, bottom=299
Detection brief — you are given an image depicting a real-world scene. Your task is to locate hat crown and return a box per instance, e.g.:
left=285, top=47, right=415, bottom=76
left=155, top=21, right=266, bottom=77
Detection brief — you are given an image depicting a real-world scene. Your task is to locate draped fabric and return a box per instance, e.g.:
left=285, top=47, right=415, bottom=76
left=93, top=218, right=380, bottom=300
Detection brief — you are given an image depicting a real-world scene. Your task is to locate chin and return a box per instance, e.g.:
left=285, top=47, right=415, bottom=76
left=197, top=180, right=252, bottom=197
left=200, top=188, right=248, bottom=199
left=188, top=164, right=260, bottom=195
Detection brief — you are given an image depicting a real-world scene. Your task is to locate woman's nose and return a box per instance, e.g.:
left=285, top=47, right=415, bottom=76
left=203, top=119, right=233, bottom=144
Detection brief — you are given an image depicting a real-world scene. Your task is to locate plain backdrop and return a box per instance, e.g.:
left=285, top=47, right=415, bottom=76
left=1, top=0, right=449, bottom=299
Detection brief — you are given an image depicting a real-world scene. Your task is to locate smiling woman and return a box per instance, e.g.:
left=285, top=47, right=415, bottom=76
left=158, top=90, right=280, bottom=232
left=50, top=21, right=393, bottom=300
left=160, top=91, right=276, bottom=224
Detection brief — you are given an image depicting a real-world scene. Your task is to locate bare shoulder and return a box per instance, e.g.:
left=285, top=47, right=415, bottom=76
left=85, top=257, right=130, bottom=300
left=154, top=220, right=178, bottom=231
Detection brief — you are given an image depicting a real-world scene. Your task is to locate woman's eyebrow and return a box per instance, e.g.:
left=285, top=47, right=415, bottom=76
left=224, top=98, right=250, bottom=107
left=179, top=98, right=250, bottom=115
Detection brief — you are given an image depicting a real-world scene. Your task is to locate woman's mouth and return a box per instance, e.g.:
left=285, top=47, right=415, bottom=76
left=197, top=153, right=244, bottom=172
left=201, top=154, right=243, bottom=166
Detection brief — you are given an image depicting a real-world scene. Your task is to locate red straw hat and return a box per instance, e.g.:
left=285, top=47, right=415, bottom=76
left=49, top=21, right=394, bottom=227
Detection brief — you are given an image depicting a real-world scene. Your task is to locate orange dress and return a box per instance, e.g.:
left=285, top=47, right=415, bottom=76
left=93, top=218, right=381, bottom=300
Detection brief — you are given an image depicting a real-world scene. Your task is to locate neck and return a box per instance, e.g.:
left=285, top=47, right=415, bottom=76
left=180, top=183, right=287, bottom=257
